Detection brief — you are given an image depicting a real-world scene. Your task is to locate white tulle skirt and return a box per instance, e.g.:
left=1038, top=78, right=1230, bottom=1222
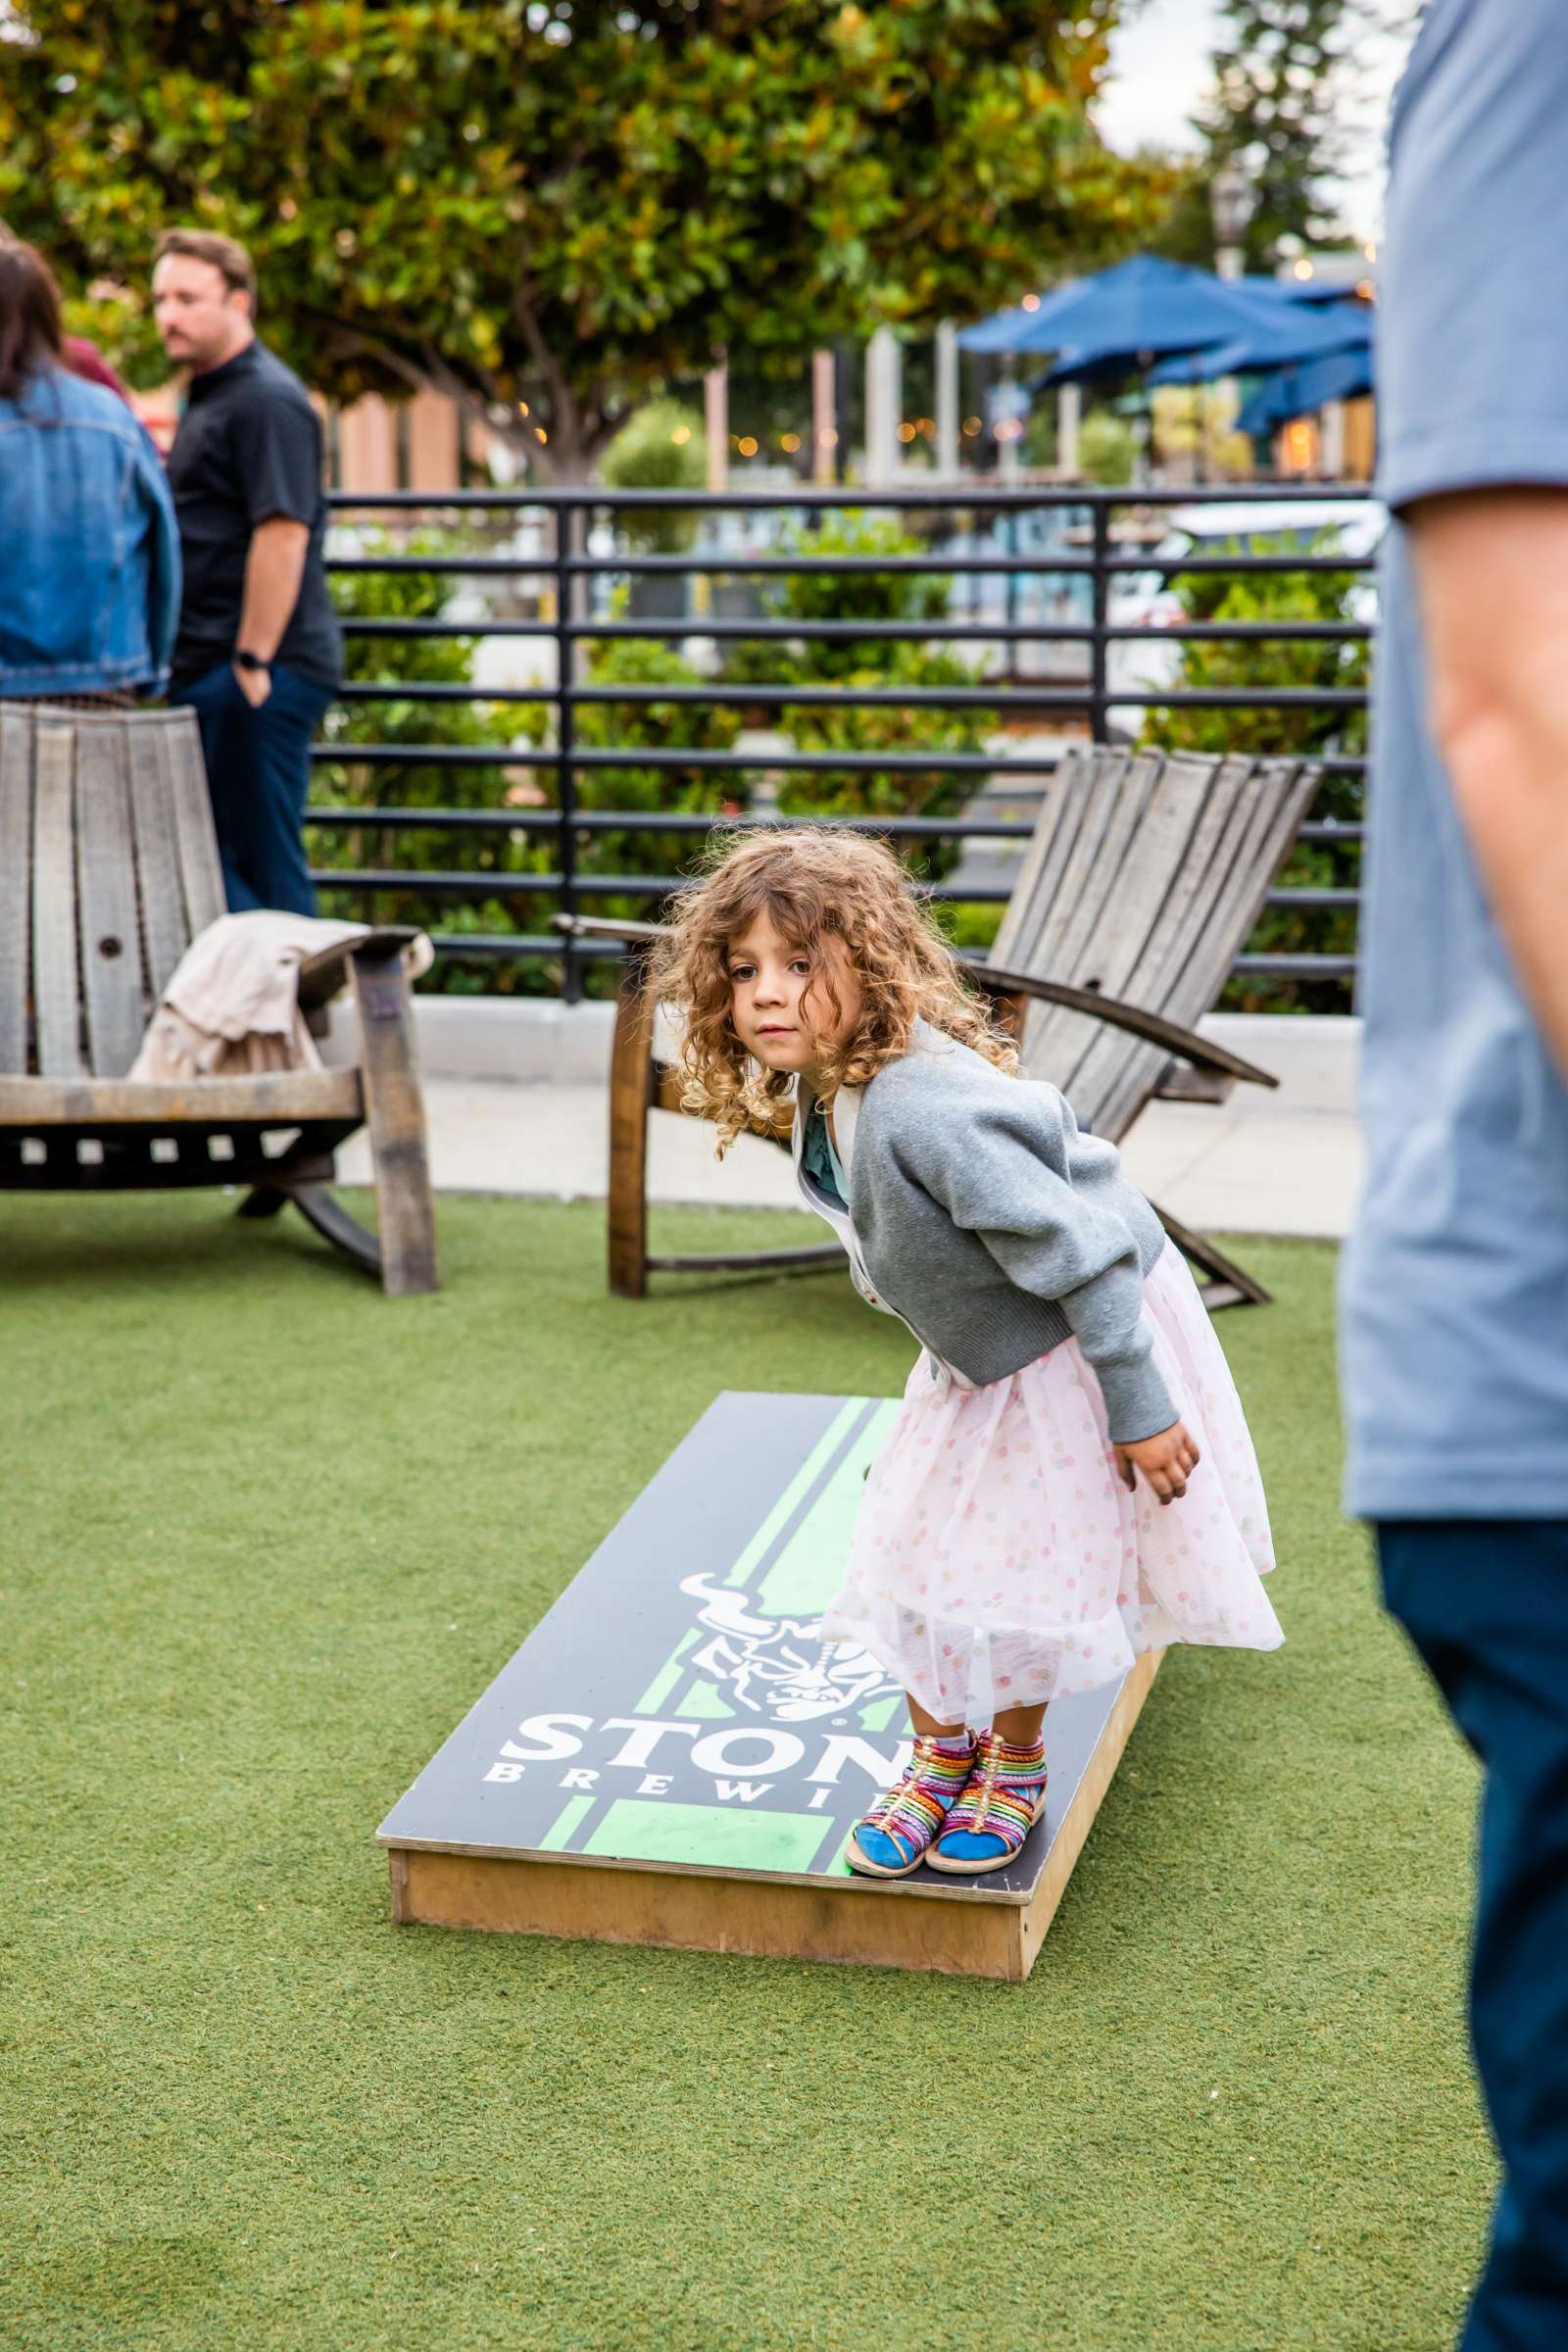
left=817, top=1244, right=1282, bottom=1727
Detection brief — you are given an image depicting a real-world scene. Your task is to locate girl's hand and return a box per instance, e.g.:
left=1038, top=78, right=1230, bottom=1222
left=1113, top=1420, right=1200, bottom=1505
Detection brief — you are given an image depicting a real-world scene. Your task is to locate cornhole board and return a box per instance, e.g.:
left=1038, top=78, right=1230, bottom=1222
left=378, top=1392, right=1162, bottom=1982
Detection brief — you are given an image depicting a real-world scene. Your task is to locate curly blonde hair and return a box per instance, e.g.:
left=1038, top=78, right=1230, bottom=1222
left=652, top=826, right=1017, bottom=1154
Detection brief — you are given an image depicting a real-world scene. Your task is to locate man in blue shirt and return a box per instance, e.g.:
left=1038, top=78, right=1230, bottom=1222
left=1342, top=5, right=1568, bottom=2343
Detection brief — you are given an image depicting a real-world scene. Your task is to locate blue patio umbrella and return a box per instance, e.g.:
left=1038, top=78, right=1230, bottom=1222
left=956, top=254, right=1351, bottom=364
left=1146, top=302, right=1370, bottom=387
left=1235, top=343, right=1376, bottom=439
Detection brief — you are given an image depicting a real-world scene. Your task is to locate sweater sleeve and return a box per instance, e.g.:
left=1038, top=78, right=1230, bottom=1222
left=893, top=1086, right=1177, bottom=1444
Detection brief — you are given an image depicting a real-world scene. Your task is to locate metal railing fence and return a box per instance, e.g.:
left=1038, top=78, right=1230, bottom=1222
left=312, top=482, right=1374, bottom=1004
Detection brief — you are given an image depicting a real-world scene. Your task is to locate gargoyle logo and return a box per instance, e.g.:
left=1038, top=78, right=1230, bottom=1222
left=678, top=1572, right=902, bottom=1724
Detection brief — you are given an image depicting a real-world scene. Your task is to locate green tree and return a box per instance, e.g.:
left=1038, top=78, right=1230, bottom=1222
left=1, top=2, right=1172, bottom=477
left=1154, top=2, right=1369, bottom=270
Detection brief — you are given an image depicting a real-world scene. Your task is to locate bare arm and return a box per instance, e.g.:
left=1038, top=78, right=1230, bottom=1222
left=232, top=515, right=310, bottom=705
left=1409, top=488, right=1568, bottom=1080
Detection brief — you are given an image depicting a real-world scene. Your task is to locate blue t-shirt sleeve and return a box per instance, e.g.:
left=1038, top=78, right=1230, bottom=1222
left=1379, top=0, right=1568, bottom=513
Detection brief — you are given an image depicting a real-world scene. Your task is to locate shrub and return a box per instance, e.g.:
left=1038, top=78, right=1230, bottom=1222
left=316, top=533, right=555, bottom=995
left=598, top=399, right=709, bottom=555
left=719, top=511, right=994, bottom=884
left=1138, top=532, right=1368, bottom=1010
left=1077, top=412, right=1139, bottom=486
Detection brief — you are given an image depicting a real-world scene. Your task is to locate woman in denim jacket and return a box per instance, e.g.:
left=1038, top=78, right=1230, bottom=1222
left=0, top=241, right=180, bottom=706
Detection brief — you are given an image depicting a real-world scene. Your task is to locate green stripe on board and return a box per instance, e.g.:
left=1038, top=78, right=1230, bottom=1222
left=537, top=1794, right=596, bottom=1852
left=633, top=1627, right=699, bottom=1716
left=722, top=1397, right=871, bottom=1588
left=756, top=1398, right=902, bottom=1616
left=582, top=1798, right=840, bottom=1875
left=677, top=1678, right=734, bottom=1720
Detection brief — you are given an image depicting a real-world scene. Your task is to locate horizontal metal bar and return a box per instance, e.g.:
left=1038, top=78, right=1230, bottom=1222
left=338, top=615, right=1374, bottom=646
left=1264, top=886, right=1362, bottom=907
left=304, top=803, right=1366, bottom=846
left=327, top=548, right=1374, bottom=580
left=555, top=552, right=1375, bottom=577
left=315, top=736, right=1364, bottom=771
left=334, top=681, right=1034, bottom=711
left=327, top=482, right=1374, bottom=513
left=334, top=676, right=1367, bottom=712
left=314, top=865, right=1345, bottom=916
left=1104, top=619, right=1371, bottom=642
left=303, top=806, right=1040, bottom=840
left=313, top=867, right=1017, bottom=905
left=338, top=615, right=1099, bottom=644
left=1231, top=953, right=1359, bottom=976
left=411, top=932, right=1359, bottom=984
left=312, top=744, right=1056, bottom=772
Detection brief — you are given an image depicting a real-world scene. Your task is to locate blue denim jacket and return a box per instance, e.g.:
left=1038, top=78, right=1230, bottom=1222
left=0, top=365, right=181, bottom=695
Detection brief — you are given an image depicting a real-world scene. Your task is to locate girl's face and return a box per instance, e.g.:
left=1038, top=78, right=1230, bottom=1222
left=726, top=910, right=863, bottom=1085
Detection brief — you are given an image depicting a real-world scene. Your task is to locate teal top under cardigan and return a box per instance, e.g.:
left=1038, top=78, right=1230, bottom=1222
left=794, top=1019, right=1174, bottom=1444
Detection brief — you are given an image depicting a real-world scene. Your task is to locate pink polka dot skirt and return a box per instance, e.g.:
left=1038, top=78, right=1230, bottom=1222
left=818, top=1244, right=1282, bottom=1727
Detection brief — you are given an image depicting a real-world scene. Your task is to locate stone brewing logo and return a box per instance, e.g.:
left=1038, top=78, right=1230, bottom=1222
left=678, top=1572, right=902, bottom=1724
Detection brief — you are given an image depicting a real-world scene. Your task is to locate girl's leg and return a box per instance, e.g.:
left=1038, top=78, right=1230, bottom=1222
left=929, top=1703, right=1050, bottom=1877
left=906, top=1692, right=967, bottom=1740
left=844, top=1691, right=974, bottom=1879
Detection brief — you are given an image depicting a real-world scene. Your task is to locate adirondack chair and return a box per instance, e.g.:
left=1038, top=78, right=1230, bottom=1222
left=0, top=702, right=438, bottom=1294
left=557, top=744, right=1316, bottom=1312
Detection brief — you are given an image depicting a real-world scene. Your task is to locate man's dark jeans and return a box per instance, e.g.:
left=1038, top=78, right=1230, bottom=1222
left=1378, top=1521, right=1568, bottom=2352
left=172, top=659, right=334, bottom=915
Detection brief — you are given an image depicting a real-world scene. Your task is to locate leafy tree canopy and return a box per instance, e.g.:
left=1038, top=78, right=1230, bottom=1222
left=1154, top=1, right=1377, bottom=272
left=1, top=0, right=1172, bottom=474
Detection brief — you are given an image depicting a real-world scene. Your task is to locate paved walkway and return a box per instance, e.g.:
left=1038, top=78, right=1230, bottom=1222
left=339, top=1060, right=1363, bottom=1243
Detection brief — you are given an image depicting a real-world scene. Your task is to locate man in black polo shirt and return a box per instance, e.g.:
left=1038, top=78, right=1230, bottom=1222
left=154, top=228, right=342, bottom=914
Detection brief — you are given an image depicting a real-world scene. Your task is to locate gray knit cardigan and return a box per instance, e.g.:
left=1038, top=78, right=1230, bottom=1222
left=798, top=1021, right=1175, bottom=1444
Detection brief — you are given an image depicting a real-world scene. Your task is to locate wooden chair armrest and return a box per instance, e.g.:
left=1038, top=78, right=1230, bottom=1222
left=297, top=926, right=421, bottom=1010
left=552, top=912, right=665, bottom=949
left=955, top=957, right=1278, bottom=1091
left=556, top=922, right=1275, bottom=1092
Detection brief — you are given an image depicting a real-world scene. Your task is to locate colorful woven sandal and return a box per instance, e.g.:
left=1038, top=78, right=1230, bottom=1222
left=928, top=1728, right=1049, bottom=1876
left=844, top=1733, right=976, bottom=1879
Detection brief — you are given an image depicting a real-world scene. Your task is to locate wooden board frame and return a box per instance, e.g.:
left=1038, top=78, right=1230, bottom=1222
left=379, top=1393, right=1164, bottom=1981
left=388, top=1648, right=1158, bottom=1980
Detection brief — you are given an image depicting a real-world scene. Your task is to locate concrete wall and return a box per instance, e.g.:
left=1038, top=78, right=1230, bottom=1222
left=323, top=994, right=1359, bottom=1118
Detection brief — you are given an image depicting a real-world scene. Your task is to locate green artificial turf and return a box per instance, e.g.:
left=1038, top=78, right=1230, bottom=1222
left=2, top=1192, right=1494, bottom=2352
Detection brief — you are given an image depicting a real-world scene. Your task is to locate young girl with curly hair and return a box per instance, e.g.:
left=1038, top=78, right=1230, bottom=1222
left=655, top=826, right=1281, bottom=1880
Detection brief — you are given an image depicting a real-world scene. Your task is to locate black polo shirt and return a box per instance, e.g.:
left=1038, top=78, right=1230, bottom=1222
left=167, top=339, right=343, bottom=691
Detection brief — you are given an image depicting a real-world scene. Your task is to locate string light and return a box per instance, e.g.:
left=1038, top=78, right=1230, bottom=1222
left=670, top=424, right=690, bottom=444
left=780, top=432, right=802, bottom=453
left=818, top=427, right=839, bottom=448
left=534, top=424, right=548, bottom=442
left=1293, top=259, right=1314, bottom=281
left=961, top=416, right=982, bottom=436
left=737, top=435, right=758, bottom=457
left=517, top=400, right=530, bottom=417
left=897, top=420, right=916, bottom=443
left=1022, top=293, right=1041, bottom=312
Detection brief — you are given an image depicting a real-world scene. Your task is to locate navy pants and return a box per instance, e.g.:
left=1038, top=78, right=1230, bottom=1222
left=1379, top=1522, right=1568, bottom=2352
left=173, top=660, right=333, bottom=916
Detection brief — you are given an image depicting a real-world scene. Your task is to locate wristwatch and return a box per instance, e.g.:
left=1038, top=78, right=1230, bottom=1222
left=233, top=649, right=271, bottom=673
